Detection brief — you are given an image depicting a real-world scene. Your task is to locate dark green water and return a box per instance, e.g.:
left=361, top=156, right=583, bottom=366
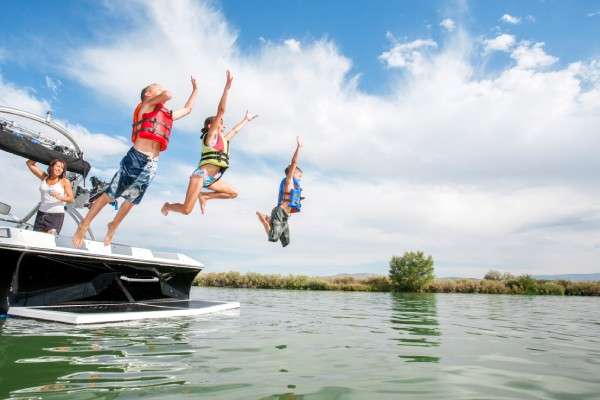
left=1, top=288, right=599, bottom=399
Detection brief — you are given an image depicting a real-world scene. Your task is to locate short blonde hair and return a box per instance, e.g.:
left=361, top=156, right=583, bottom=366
left=140, top=83, right=159, bottom=101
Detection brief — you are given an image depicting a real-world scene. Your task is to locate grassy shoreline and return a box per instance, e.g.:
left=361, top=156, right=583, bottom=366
left=194, top=271, right=600, bottom=296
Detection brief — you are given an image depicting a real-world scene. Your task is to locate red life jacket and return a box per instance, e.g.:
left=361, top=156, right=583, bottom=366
left=131, top=103, right=173, bottom=151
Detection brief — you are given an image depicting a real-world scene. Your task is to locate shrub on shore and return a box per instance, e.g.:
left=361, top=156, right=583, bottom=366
left=561, top=280, right=600, bottom=296
left=193, top=272, right=600, bottom=296
left=194, top=272, right=391, bottom=292
left=484, top=270, right=515, bottom=281
left=389, top=252, right=434, bottom=292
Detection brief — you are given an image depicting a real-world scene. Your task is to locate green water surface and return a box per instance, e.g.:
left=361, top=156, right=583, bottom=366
left=1, top=288, right=599, bottom=399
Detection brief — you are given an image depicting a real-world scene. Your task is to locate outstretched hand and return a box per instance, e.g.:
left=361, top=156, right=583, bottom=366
left=225, top=70, right=234, bottom=90
left=190, top=75, right=197, bottom=91
left=244, top=110, right=259, bottom=122
left=296, top=136, right=303, bottom=147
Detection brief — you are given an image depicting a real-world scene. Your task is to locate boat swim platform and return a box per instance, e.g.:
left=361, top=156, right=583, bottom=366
left=8, top=299, right=240, bottom=324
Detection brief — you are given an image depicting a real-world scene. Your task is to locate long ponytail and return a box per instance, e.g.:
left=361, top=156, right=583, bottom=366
left=201, top=116, right=215, bottom=138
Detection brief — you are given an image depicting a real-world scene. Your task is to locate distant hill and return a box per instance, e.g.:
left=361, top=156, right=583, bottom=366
left=532, top=273, right=600, bottom=282
left=330, top=272, right=600, bottom=282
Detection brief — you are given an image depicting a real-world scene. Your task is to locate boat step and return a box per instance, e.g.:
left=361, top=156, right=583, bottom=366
left=7, top=299, right=240, bottom=324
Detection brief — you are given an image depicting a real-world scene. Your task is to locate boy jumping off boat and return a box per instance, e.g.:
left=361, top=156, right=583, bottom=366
left=72, top=77, right=198, bottom=248
left=256, top=136, right=304, bottom=247
left=161, top=70, right=257, bottom=216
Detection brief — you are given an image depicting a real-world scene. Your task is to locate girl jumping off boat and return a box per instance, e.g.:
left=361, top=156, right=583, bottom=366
left=161, top=70, right=257, bottom=216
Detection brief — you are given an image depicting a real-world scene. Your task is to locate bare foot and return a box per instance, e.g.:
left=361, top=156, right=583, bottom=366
left=103, top=221, right=116, bottom=246
left=72, top=225, right=88, bottom=248
left=161, top=202, right=169, bottom=216
left=256, top=211, right=270, bottom=235
left=199, top=194, right=207, bottom=215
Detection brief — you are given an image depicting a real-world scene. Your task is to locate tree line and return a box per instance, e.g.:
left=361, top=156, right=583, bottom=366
left=194, top=252, right=600, bottom=296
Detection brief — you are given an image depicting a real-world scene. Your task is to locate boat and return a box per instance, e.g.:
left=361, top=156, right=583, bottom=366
left=0, top=106, right=239, bottom=324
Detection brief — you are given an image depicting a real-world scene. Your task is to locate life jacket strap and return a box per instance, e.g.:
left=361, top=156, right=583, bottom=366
left=133, top=127, right=170, bottom=139
left=201, top=151, right=229, bottom=162
left=132, top=118, right=171, bottom=129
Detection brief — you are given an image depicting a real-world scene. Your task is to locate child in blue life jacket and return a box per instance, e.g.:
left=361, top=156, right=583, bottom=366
left=256, top=136, right=304, bottom=247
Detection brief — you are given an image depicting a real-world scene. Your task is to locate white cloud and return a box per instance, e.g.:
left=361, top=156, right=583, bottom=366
left=511, top=41, right=558, bottom=69
left=64, top=0, right=237, bottom=134
left=378, top=35, right=438, bottom=73
left=284, top=38, right=301, bottom=52
left=440, top=18, right=456, bottom=32
left=587, top=11, right=600, bottom=17
left=0, top=76, right=50, bottom=115
left=500, top=14, right=521, bottom=24
left=22, top=0, right=600, bottom=276
left=55, top=121, right=128, bottom=164
left=576, top=59, right=600, bottom=85
left=483, top=34, right=516, bottom=53
left=45, top=76, right=62, bottom=96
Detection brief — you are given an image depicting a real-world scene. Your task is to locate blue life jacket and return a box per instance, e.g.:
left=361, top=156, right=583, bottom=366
left=278, top=178, right=303, bottom=213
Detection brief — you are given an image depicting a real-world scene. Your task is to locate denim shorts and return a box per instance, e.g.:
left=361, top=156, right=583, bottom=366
left=192, top=167, right=222, bottom=188
left=105, top=147, right=158, bottom=205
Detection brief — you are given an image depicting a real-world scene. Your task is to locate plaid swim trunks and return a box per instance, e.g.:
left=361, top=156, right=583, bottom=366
left=268, top=205, right=290, bottom=247
left=105, top=147, right=158, bottom=205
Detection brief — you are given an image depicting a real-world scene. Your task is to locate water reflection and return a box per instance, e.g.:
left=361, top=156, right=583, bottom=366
left=389, top=293, right=440, bottom=363
left=1, top=318, right=198, bottom=398
left=258, top=386, right=353, bottom=400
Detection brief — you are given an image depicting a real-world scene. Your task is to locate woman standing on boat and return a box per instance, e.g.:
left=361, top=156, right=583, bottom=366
left=26, top=159, right=74, bottom=234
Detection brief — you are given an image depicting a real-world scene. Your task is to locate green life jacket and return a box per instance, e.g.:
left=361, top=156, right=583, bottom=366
left=199, top=133, right=230, bottom=170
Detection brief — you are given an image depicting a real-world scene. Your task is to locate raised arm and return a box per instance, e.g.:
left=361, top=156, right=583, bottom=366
left=223, top=110, right=258, bottom=141
left=26, top=160, right=46, bottom=180
left=284, top=136, right=303, bottom=189
left=205, top=70, right=234, bottom=144
left=172, top=76, right=199, bottom=121
left=215, top=70, right=233, bottom=121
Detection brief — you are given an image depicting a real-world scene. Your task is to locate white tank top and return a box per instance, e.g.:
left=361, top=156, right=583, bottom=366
left=39, top=179, right=66, bottom=214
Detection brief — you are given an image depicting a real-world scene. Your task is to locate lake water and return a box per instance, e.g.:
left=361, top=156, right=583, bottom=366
left=1, top=288, right=599, bottom=399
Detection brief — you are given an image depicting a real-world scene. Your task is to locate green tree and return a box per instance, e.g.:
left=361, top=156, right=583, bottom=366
left=484, top=270, right=515, bottom=281
left=484, top=270, right=503, bottom=281
left=389, top=251, right=434, bottom=292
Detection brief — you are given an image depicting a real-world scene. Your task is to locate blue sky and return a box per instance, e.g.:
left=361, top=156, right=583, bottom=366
left=1, top=0, right=600, bottom=277
left=4, top=1, right=600, bottom=104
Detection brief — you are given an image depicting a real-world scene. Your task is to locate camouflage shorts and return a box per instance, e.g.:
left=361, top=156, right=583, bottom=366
left=268, top=206, right=290, bottom=247
left=105, top=147, right=158, bottom=205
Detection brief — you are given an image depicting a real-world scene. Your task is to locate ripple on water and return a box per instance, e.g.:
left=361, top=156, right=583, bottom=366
left=1, top=289, right=600, bottom=399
